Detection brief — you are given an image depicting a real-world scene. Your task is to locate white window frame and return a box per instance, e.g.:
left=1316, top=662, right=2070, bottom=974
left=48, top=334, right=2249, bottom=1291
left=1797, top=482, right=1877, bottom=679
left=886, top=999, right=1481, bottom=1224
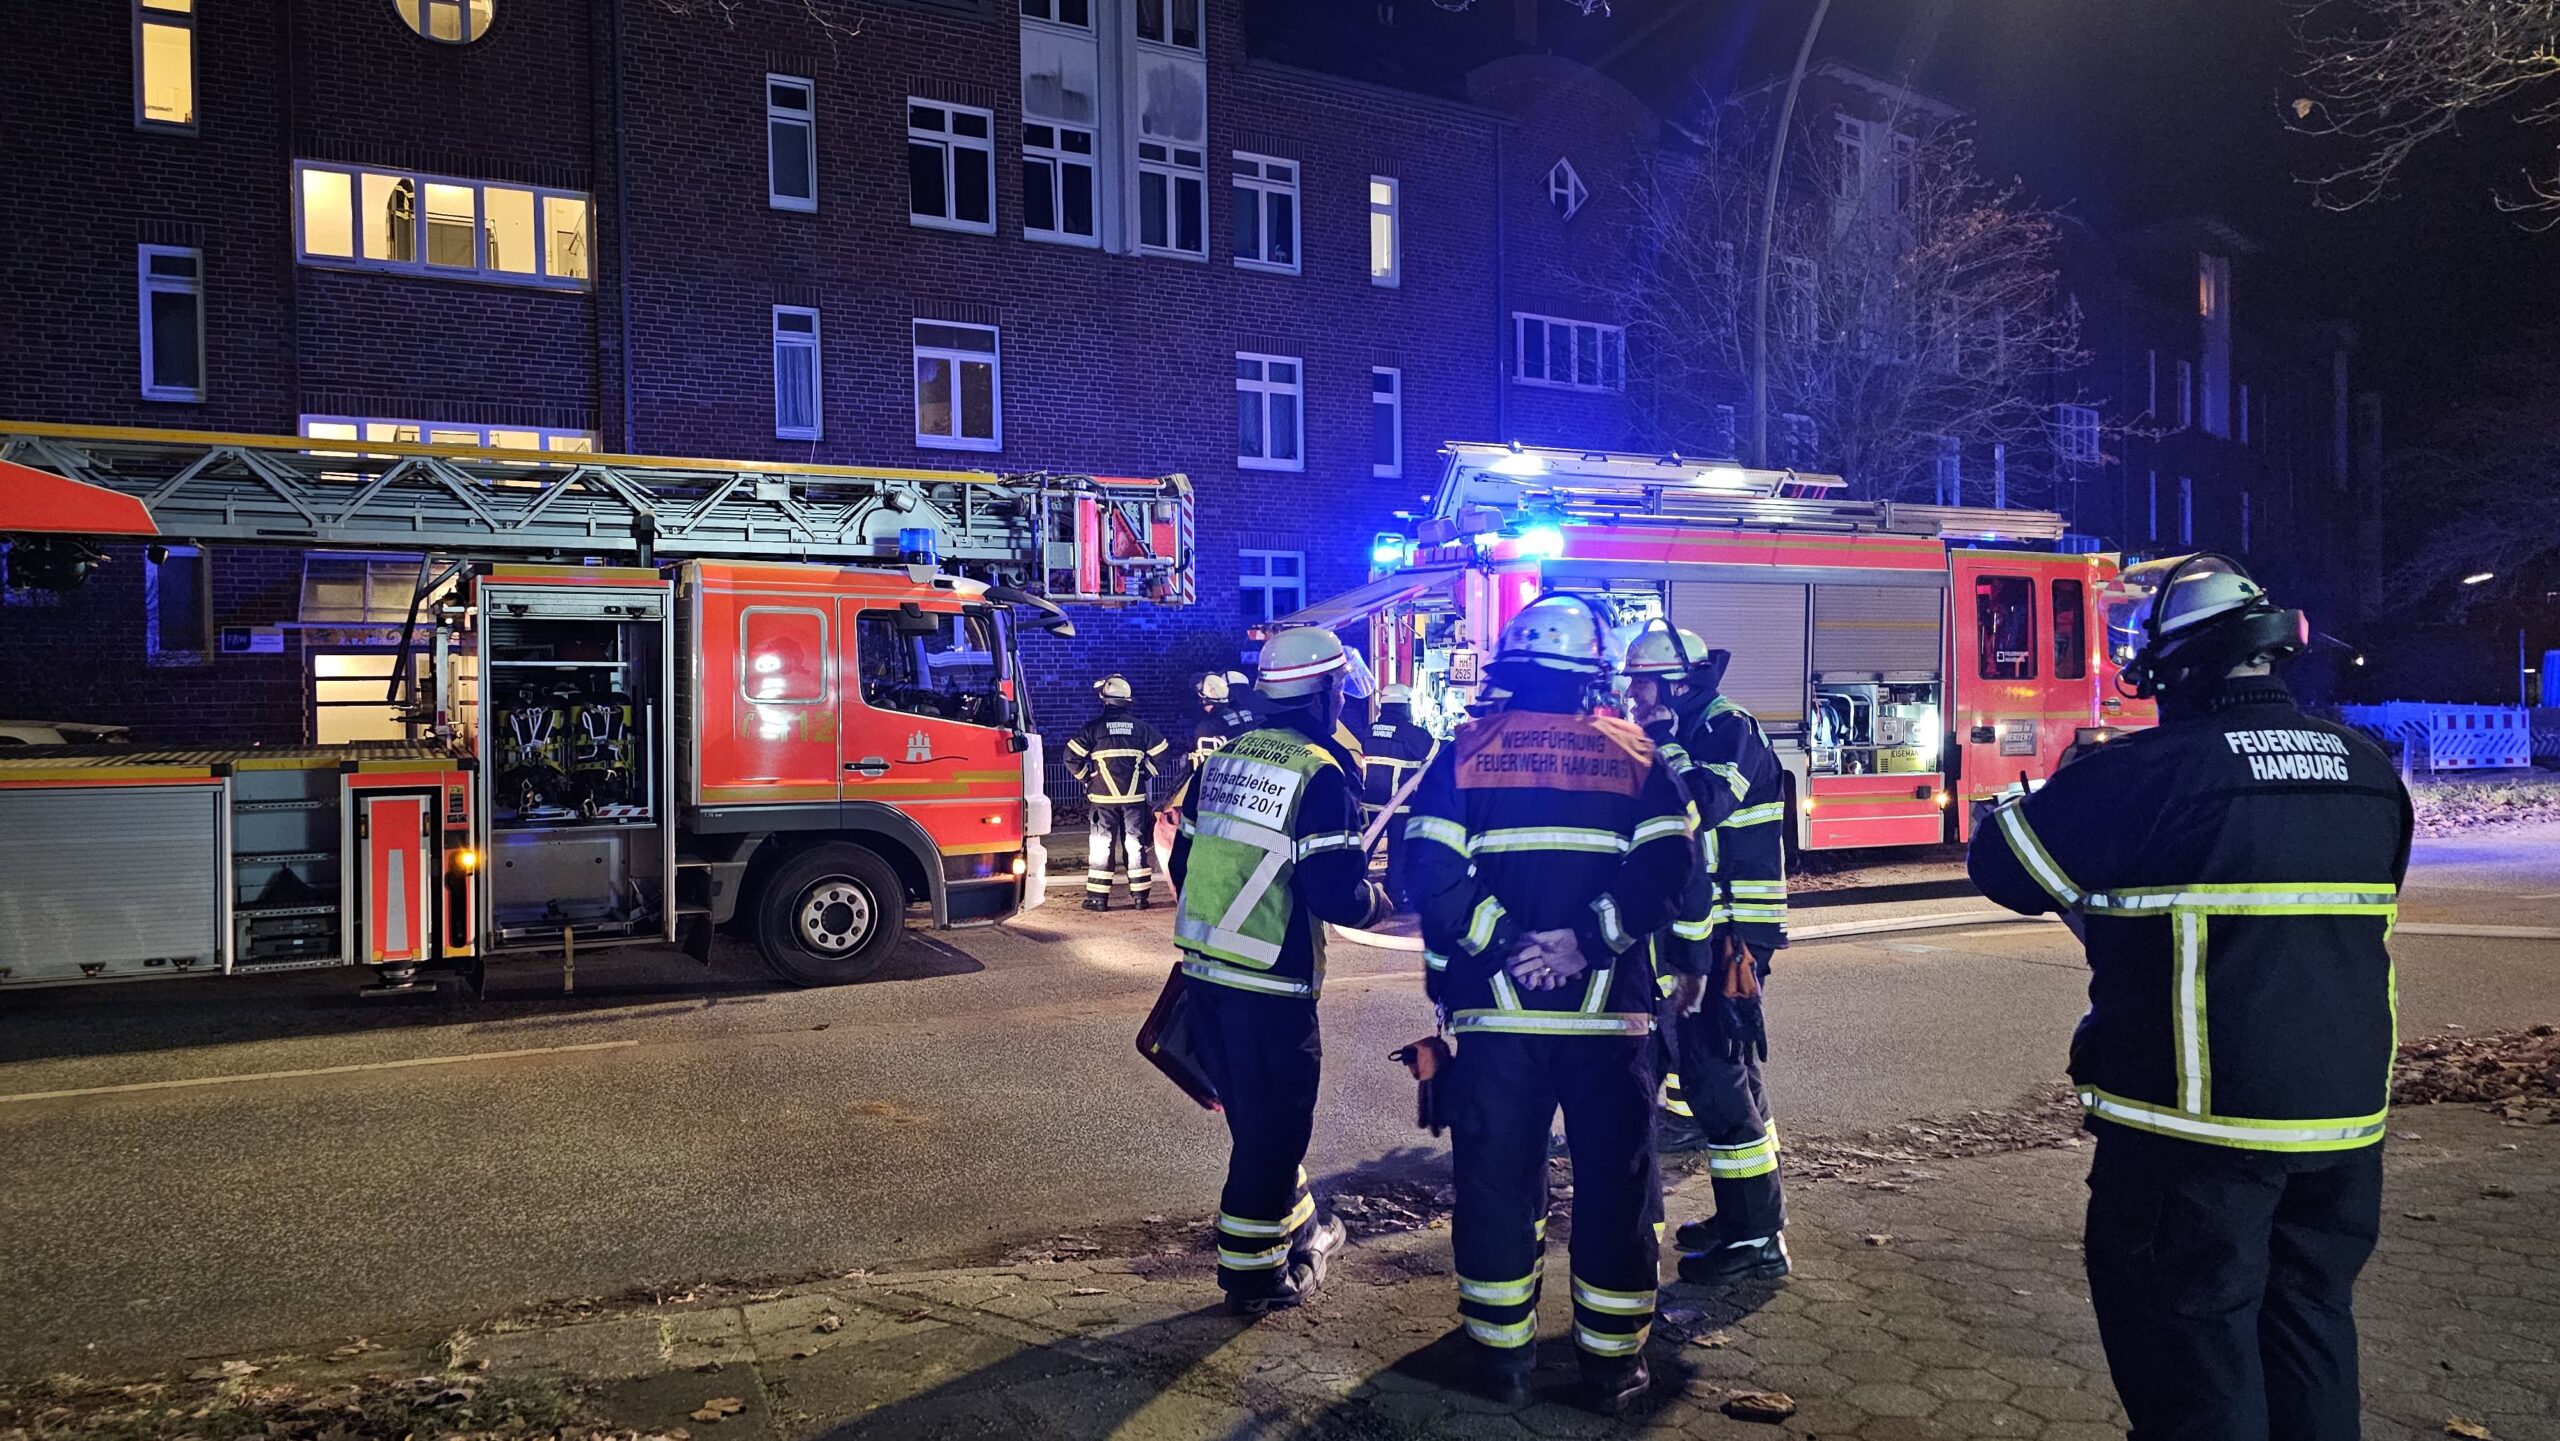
left=1236, top=352, right=1304, bottom=472
left=138, top=244, right=205, bottom=403
left=773, top=305, right=823, bottom=441
left=912, top=321, right=1003, bottom=453
left=1231, top=153, right=1300, bottom=275
left=2179, top=476, right=2194, bottom=545
left=134, top=0, right=195, bottom=132
left=1137, top=141, right=1208, bottom=258
left=1023, top=121, right=1099, bottom=247
left=2055, top=403, right=2101, bottom=466
left=292, top=161, right=590, bottom=289
left=907, top=98, right=997, bottom=236
left=1371, top=367, right=1402, bottom=479
left=767, top=74, right=817, bottom=213
left=1511, top=312, right=1625, bottom=393
left=300, top=415, right=595, bottom=452
left=2177, top=359, right=2194, bottom=429
left=1238, top=549, right=1304, bottom=623
left=1020, top=0, right=1091, bottom=26
left=1547, top=158, right=1588, bottom=221
left=1369, top=176, right=1399, bottom=288
left=1134, top=0, right=1202, bottom=51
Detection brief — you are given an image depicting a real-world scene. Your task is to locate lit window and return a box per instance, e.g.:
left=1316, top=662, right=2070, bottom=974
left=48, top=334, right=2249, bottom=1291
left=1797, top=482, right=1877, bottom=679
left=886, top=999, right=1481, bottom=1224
left=2055, top=404, right=2101, bottom=466
left=298, top=416, right=596, bottom=452
left=1547, top=158, right=1587, bottom=221
left=1512, top=312, right=1624, bottom=393
left=1135, top=0, right=1201, bottom=50
left=396, top=0, right=493, bottom=43
left=913, top=322, right=1002, bottom=452
left=1023, top=122, right=1097, bottom=245
left=1236, top=353, right=1303, bottom=472
left=1231, top=153, right=1299, bottom=273
left=295, top=162, right=589, bottom=288
left=1368, top=176, right=1399, bottom=287
left=1138, top=141, right=1207, bottom=257
left=1371, top=368, right=1402, bottom=479
left=1239, top=550, right=1304, bottom=624
left=135, top=0, right=195, bottom=131
left=768, top=76, right=817, bottom=212
left=773, top=306, right=822, bottom=441
left=1021, top=0, right=1091, bottom=24
left=908, top=99, right=996, bottom=234
left=138, top=245, right=204, bottom=403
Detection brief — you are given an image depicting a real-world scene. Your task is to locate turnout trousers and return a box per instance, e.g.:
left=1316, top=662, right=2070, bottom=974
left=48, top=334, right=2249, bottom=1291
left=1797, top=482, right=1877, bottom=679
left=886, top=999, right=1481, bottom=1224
left=1361, top=804, right=1412, bottom=909
left=1667, top=999, right=1784, bottom=1242
left=2083, top=1123, right=2382, bottom=1441
left=1448, top=1031, right=1662, bottom=1370
left=1186, top=980, right=1322, bottom=1301
left=1086, top=802, right=1154, bottom=900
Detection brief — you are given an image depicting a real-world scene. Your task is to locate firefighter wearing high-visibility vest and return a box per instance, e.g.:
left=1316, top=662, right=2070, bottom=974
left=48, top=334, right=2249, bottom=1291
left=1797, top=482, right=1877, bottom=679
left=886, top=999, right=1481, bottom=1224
left=1169, top=627, right=1391, bottom=1313
left=1359, top=683, right=1436, bottom=908
left=1618, top=630, right=1793, bottom=1285
left=1064, top=675, right=1169, bottom=911
left=1405, top=596, right=1697, bottom=1414
left=1969, top=554, right=2411, bottom=1441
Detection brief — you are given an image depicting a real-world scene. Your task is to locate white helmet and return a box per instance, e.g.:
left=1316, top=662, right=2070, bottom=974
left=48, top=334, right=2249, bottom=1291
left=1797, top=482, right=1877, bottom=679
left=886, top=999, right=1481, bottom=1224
left=1495, top=595, right=1608, bottom=676
left=1094, top=674, right=1133, bottom=704
left=1378, top=683, right=1414, bottom=705
left=1195, top=672, right=1231, bottom=704
left=1623, top=624, right=1711, bottom=677
left=1257, top=627, right=1349, bottom=699
left=2106, top=553, right=2307, bottom=697
left=1223, top=670, right=1251, bottom=691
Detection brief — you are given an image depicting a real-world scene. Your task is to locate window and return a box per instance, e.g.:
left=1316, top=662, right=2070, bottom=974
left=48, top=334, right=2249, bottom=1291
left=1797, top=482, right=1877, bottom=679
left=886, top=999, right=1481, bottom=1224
left=1235, top=354, right=1303, bottom=471
left=1781, top=412, right=1819, bottom=467
left=2055, top=403, right=2101, bottom=466
left=1369, top=176, right=1399, bottom=287
left=856, top=610, right=1007, bottom=726
left=135, top=0, right=194, bottom=130
left=2239, top=383, right=2252, bottom=445
left=300, top=552, right=436, bottom=624
left=1935, top=436, right=1962, bottom=505
left=312, top=652, right=436, bottom=745
left=146, top=545, right=210, bottom=662
left=2052, top=578, right=2087, bottom=680
left=2177, top=360, right=2194, bottom=428
left=1239, top=550, right=1304, bottom=623
left=1231, top=153, right=1299, bottom=273
left=138, top=245, right=203, bottom=402
left=1547, top=158, right=1588, bottom=221
left=295, top=163, right=589, bottom=287
left=1023, top=122, right=1097, bottom=244
left=300, top=416, right=593, bottom=452
left=1779, top=256, right=1819, bottom=343
left=2240, top=491, right=2253, bottom=553
left=1021, top=0, right=1090, bottom=24
left=773, top=306, right=822, bottom=440
left=1513, top=313, right=1624, bottom=392
left=913, top=321, right=1001, bottom=451
left=1135, top=0, right=1201, bottom=50
left=1371, top=368, right=1402, bottom=478
left=396, top=0, right=493, bottom=42
left=2146, top=470, right=2159, bottom=541
left=767, top=76, right=816, bottom=212
left=1138, top=141, right=1207, bottom=256
left=741, top=607, right=829, bottom=705
left=908, top=100, right=996, bottom=234
left=1713, top=404, right=1739, bottom=459
left=2179, top=476, right=2194, bottom=545
left=1975, top=575, right=2036, bottom=680
left=2147, top=350, right=2159, bottom=417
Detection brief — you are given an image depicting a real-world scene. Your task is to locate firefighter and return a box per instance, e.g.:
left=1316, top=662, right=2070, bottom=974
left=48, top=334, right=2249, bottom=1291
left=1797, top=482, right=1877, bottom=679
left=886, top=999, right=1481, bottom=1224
left=1163, top=671, right=1262, bottom=819
left=1406, top=595, right=1697, bottom=1412
left=1359, top=683, right=1437, bottom=908
left=1969, top=554, right=2410, bottom=1441
left=1063, top=675, right=1169, bottom=911
left=1623, top=632, right=1793, bottom=1285
left=1169, top=626, right=1391, bottom=1312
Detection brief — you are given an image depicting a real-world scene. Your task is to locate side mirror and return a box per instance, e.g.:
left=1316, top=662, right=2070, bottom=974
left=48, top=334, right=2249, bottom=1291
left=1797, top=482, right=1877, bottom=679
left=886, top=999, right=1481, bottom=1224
left=988, top=583, right=1075, bottom=638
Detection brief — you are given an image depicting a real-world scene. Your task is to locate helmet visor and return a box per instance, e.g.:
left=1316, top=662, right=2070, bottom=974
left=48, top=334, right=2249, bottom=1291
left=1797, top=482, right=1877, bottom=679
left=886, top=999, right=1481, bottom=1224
left=2103, top=554, right=2249, bottom=667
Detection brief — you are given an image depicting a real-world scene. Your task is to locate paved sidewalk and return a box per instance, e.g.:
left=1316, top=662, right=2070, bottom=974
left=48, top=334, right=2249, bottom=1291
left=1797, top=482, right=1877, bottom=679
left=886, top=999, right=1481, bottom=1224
left=428, top=1105, right=2557, bottom=1441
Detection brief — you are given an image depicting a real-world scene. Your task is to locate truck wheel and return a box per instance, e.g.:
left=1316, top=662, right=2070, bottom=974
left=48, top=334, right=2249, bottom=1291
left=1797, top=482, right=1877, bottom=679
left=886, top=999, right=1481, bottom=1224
left=753, top=843, right=906, bottom=986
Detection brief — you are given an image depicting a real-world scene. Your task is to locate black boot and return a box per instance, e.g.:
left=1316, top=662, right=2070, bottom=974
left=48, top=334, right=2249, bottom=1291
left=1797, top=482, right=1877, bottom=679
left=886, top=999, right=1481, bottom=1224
left=1133, top=891, right=1152, bottom=911
left=1229, top=1218, right=1345, bottom=1315
left=1082, top=893, right=1110, bottom=912
left=1678, top=1232, right=1790, bottom=1286
left=1470, top=1360, right=1534, bottom=1408
left=1578, top=1356, right=1650, bottom=1415
left=1655, top=1109, right=1711, bottom=1154
left=1672, top=1215, right=1725, bottom=1252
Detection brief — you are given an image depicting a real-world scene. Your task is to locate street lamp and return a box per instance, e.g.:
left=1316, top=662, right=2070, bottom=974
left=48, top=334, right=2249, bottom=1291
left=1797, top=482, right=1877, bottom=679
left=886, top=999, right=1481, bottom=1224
left=2462, top=571, right=2496, bottom=586
left=1751, top=0, right=1833, bottom=469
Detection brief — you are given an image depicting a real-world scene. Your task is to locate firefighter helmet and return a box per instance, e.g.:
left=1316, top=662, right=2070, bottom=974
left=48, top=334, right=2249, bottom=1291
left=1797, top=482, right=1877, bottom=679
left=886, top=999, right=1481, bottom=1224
left=1495, top=595, right=1609, bottom=675
left=1378, top=683, right=1414, bottom=705
left=2107, top=553, right=2308, bottom=699
left=1195, top=672, right=1231, bottom=704
left=1257, top=627, right=1349, bottom=700
left=1623, top=624, right=1712, bottom=677
left=1094, top=673, right=1134, bottom=703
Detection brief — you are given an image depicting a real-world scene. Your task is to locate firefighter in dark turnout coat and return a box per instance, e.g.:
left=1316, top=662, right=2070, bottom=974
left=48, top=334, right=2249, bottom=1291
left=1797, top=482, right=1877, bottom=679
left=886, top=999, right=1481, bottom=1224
left=1406, top=596, right=1697, bottom=1413
left=1359, top=683, right=1437, bottom=908
left=1969, top=555, right=2411, bottom=1441
left=1064, top=675, right=1169, bottom=910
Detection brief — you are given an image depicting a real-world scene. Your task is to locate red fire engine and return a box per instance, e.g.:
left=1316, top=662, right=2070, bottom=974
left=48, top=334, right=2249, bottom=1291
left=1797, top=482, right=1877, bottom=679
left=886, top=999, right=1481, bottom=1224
left=0, top=424, right=1191, bottom=991
left=1288, top=443, right=2150, bottom=853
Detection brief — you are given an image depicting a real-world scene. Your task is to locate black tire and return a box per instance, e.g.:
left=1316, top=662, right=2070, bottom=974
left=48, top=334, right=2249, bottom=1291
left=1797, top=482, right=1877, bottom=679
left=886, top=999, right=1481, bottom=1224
left=752, top=843, right=907, bottom=987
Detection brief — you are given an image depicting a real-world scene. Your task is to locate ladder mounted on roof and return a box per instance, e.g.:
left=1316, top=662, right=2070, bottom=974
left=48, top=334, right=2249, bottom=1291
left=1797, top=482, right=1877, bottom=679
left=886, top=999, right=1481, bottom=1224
left=0, top=423, right=1196, bottom=604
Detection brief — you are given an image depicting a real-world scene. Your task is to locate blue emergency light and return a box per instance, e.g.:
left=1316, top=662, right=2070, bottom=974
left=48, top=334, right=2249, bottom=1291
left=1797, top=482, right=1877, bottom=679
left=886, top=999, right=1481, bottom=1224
left=898, top=526, right=939, bottom=567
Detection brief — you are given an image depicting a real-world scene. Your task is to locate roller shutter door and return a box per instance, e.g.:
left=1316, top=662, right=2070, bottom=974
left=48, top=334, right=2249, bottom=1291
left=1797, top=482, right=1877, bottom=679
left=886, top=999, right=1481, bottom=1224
left=1670, top=581, right=1807, bottom=728
left=0, top=784, right=225, bottom=983
left=1812, top=584, right=1943, bottom=679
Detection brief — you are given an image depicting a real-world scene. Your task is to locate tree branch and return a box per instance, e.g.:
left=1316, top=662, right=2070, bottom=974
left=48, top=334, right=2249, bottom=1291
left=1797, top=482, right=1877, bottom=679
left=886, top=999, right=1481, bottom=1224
left=2291, top=0, right=2560, bottom=213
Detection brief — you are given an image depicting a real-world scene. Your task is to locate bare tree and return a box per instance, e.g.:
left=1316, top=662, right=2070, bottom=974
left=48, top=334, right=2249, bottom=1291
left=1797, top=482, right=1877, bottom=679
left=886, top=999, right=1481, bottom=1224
left=2386, top=352, right=2560, bottom=612
left=655, top=0, right=861, bottom=44
left=1586, top=104, right=2088, bottom=503
left=2292, top=0, right=2560, bottom=219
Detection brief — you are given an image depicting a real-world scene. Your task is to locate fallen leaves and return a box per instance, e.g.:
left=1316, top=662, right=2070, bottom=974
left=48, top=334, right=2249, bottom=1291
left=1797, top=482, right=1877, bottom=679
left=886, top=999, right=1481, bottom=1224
left=1688, top=1330, right=1734, bottom=1349
left=814, top=1313, right=843, bottom=1334
left=1722, top=1390, right=1798, bottom=1423
left=1863, top=1234, right=1894, bottom=1247
left=185, top=1361, right=261, bottom=1382
left=2393, top=1026, right=2560, bottom=1118
left=1068, top=1288, right=1107, bottom=1297
left=2409, top=772, right=2560, bottom=839
left=2446, top=1417, right=2494, bottom=1439
left=689, top=1397, right=746, bottom=1424
left=324, top=1339, right=379, bottom=1362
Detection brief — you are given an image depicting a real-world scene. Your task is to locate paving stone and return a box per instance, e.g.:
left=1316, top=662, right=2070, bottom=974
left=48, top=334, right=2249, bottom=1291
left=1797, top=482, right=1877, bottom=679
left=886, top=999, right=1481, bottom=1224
left=1841, top=1380, right=1942, bottom=1418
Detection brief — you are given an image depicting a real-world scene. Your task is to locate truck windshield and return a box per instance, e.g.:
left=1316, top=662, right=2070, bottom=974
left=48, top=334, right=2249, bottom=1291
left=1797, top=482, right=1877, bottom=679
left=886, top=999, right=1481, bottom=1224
left=855, top=609, right=1008, bottom=728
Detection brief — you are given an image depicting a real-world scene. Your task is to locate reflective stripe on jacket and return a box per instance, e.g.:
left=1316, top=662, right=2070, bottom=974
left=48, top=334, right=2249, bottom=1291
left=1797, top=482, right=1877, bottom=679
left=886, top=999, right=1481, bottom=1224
left=1170, top=720, right=1373, bottom=997
left=1064, top=710, right=1169, bottom=805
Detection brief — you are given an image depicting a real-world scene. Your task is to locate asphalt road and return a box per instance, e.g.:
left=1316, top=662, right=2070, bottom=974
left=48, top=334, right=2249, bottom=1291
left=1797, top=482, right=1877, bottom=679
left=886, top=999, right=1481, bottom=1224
left=2, top=826, right=2554, bottom=1380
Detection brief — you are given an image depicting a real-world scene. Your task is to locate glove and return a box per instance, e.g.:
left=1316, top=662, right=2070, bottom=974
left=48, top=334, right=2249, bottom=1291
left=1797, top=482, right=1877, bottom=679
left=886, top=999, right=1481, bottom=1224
left=1391, top=1036, right=1456, bottom=1136
left=1716, top=992, right=1769, bottom=1064
left=1505, top=928, right=1589, bottom=991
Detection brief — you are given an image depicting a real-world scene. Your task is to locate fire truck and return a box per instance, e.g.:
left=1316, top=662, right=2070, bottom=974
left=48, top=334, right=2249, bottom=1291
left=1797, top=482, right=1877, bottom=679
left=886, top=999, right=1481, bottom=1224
left=1288, top=443, right=2150, bottom=854
left=0, top=424, right=1192, bottom=991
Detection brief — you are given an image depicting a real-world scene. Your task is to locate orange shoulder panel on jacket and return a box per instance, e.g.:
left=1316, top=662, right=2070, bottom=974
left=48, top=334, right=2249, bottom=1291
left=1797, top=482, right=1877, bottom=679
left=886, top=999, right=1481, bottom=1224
left=1452, top=711, right=1648, bottom=796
